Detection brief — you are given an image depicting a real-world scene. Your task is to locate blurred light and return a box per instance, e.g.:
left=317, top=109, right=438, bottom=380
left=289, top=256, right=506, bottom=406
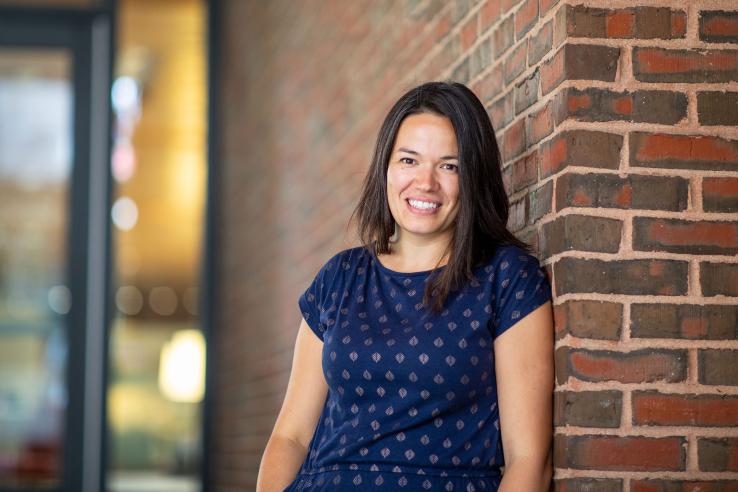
left=111, top=139, right=136, bottom=182
left=115, top=285, right=143, bottom=316
left=149, top=286, right=177, bottom=316
left=47, top=285, right=71, bottom=315
left=111, top=76, right=139, bottom=114
left=111, top=196, right=138, bottom=231
left=183, top=286, right=198, bottom=316
left=158, top=330, right=205, bottom=403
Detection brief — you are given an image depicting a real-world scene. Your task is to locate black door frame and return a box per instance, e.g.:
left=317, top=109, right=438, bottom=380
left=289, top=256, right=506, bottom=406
left=0, top=4, right=114, bottom=492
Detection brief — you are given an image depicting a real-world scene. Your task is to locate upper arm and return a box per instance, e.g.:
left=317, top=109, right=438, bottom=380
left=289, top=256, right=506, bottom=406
left=270, top=318, right=329, bottom=450
left=494, top=300, right=554, bottom=465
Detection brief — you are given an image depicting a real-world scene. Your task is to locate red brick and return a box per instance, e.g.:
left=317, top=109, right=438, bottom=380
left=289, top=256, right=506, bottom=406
left=554, top=256, right=688, bottom=297
left=555, top=173, right=687, bottom=211
left=554, top=390, right=622, bottom=428
left=514, top=0, right=538, bottom=39
left=698, top=91, right=738, bottom=126
left=511, top=150, right=538, bottom=192
left=568, top=6, right=686, bottom=40
left=514, top=69, right=539, bottom=114
left=700, top=349, right=738, bottom=385
left=460, top=14, right=478, bottom=51
left=555, top=479, right=622, bottom=492
left=541, top=44, right=620, bottom=95
left=557, top=347, right=688, bottom=384
left=633, top=392, right=738, bottom=426
left=554, top=300, right=622, bottom=340
left=540, top=214, right=622, bottom=256
left=529, top=20, right=553, bottom=65
left=555, top=434, right=686, bottom=471
left=527, top=99, right=555, bottom=145
left=480, top=0, right=501, bottom=29
left=632, top=480, right=738, bottom=492
left=489, top=90, right=513, bottom=128
left=541, top=46, right=566, bottom=94
left=637, top=8, right=687, bottom=39
left=474, top=63, right=503, bottom=104
left=540, top=0, right=559, bottom=16
left=631, top=132, right=738, bottom=171
left=500, top=0, right=517, bottom=15
left=699, top=438, right=738, bottom=472
left=634, top=47, right=738, bottom=83
left=502, top=118, right=526, bottom=160
left=492, top=15, right=514, bottom=57
left=540, top=130, right=622, bottom=177
left=700, top=10, right=738, bottom=43
left=701, top=262, right=738, bottom=297
left=631, top=304, right=738, bottom=340
left=633, top=217, right=738, bottom=255
left=504, top=40, right=528, bottom=84
left=529, top=179, right=552, bottom=224
left=703, top=176, right=738, bottom=212
left=564, top=88, right=687, bottom=124
left=507, top=195, right=528, bottom=231
left=606, top=10, right=635, bottom=38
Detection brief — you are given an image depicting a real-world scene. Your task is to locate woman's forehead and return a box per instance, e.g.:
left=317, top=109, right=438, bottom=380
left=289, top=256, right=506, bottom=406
left=393, top=113, right=458, bottom=154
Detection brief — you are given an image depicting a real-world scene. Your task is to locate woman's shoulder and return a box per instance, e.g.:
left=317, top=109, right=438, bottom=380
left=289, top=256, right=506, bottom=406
left=315, top=245, right=370, bottom=274
left=471, top=244, right=546, bottom=290
left=481, top=243, right=541, bottom=270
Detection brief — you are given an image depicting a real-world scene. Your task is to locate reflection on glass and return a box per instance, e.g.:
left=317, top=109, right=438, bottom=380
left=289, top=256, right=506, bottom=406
left=106, top=0, right=207, bottom=491
left=0, top=49, right=71, bottom=489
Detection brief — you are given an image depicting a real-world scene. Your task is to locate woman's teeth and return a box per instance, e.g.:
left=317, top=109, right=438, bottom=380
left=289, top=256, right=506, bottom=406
left=408, top=199, right=440, bottom=210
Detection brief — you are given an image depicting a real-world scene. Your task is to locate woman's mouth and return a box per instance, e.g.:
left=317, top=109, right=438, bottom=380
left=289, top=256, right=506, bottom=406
left=406, top=198, right=441, bottom=215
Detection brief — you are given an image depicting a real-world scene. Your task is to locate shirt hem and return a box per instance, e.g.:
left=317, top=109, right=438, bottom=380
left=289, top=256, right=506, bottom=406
left=296, top=462, right=502, bottom=479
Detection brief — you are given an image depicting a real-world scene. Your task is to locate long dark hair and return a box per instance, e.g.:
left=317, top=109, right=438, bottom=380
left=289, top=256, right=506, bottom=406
left=351, top=81, right=532, bottom=314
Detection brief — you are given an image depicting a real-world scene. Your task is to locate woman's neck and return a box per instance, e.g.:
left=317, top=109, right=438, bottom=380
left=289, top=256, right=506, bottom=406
left=379, top=232, right=452, bottom=272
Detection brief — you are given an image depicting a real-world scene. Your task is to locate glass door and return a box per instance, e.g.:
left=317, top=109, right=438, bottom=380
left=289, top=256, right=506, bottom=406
left=0, top=15, right=110, bottom=492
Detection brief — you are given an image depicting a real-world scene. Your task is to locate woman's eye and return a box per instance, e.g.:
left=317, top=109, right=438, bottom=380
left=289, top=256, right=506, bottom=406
left=400, top=157, right=415, bottom=164
left=441, top=163, right=458, bottom=171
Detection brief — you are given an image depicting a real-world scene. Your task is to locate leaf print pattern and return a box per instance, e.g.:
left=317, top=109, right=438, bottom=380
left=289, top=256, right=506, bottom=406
left=290, top=245, right=552, bottom=491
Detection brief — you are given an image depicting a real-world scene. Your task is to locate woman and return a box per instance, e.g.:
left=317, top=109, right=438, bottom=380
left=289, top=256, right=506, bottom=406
left=257, top=81, right=554, bottom=491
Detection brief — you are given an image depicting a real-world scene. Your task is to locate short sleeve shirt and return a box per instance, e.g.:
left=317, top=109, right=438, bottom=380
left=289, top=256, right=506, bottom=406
left=285, top=244, right=552, bottom=492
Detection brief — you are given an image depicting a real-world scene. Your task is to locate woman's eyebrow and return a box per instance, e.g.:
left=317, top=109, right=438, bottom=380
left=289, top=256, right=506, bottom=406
left=396, top=147, right=458, bottom=160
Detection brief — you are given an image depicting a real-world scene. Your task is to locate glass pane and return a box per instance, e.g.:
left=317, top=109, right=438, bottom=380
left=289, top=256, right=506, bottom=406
left=106, top=0, right=207, bottom=491
left=0, top=49, right=72, bottom=489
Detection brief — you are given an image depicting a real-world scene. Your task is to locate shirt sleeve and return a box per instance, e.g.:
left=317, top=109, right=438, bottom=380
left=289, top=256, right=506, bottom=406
left=492, top=249, right=553, bottom=339
left=298, top=252, right=342, bottom=341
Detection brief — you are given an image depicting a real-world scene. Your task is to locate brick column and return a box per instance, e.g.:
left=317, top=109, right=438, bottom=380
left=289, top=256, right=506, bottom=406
left=532, top=3, right=738, bottom=491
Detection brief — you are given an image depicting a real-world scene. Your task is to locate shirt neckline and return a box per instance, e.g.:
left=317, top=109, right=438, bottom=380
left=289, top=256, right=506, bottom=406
left=370, top=249, right=448, bottom=278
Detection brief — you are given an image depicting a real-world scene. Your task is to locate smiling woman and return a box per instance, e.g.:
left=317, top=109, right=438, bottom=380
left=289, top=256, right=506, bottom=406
left=256, top=81, right=554, bottom=492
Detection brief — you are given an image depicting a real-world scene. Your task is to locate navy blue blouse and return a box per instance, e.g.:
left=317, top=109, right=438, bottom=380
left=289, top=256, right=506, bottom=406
left=284, top=244, right=552, bottom=492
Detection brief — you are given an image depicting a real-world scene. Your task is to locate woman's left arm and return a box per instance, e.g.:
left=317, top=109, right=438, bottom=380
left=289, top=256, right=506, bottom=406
left=494, top=300, right=555, bottom=492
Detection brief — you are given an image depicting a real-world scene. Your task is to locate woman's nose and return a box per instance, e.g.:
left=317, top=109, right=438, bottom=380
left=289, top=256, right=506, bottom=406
left=413, top=165, right=437, bottom=190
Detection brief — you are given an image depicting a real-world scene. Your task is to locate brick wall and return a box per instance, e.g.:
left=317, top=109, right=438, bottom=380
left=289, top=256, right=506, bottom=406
left=213, top=1, right=738, bottom=490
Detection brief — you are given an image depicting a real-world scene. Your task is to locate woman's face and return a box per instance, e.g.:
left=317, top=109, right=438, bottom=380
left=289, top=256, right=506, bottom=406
left=386, top=112, right=460, bottom=245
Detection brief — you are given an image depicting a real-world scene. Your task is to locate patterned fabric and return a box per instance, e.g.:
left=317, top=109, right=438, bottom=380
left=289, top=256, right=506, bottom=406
left=284, top=244, right=552, bottom=491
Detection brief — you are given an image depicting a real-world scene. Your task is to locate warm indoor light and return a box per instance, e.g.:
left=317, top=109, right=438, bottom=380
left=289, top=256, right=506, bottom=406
left=158, top=329, right=205, bottom=403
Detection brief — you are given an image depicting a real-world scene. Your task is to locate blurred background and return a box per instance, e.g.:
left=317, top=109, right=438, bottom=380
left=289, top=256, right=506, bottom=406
left=0, top=0, right=209, bottom=491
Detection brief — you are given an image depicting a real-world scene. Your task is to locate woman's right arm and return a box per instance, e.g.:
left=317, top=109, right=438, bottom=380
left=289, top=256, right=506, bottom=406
left=256, top=318, right=329, bottom=492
